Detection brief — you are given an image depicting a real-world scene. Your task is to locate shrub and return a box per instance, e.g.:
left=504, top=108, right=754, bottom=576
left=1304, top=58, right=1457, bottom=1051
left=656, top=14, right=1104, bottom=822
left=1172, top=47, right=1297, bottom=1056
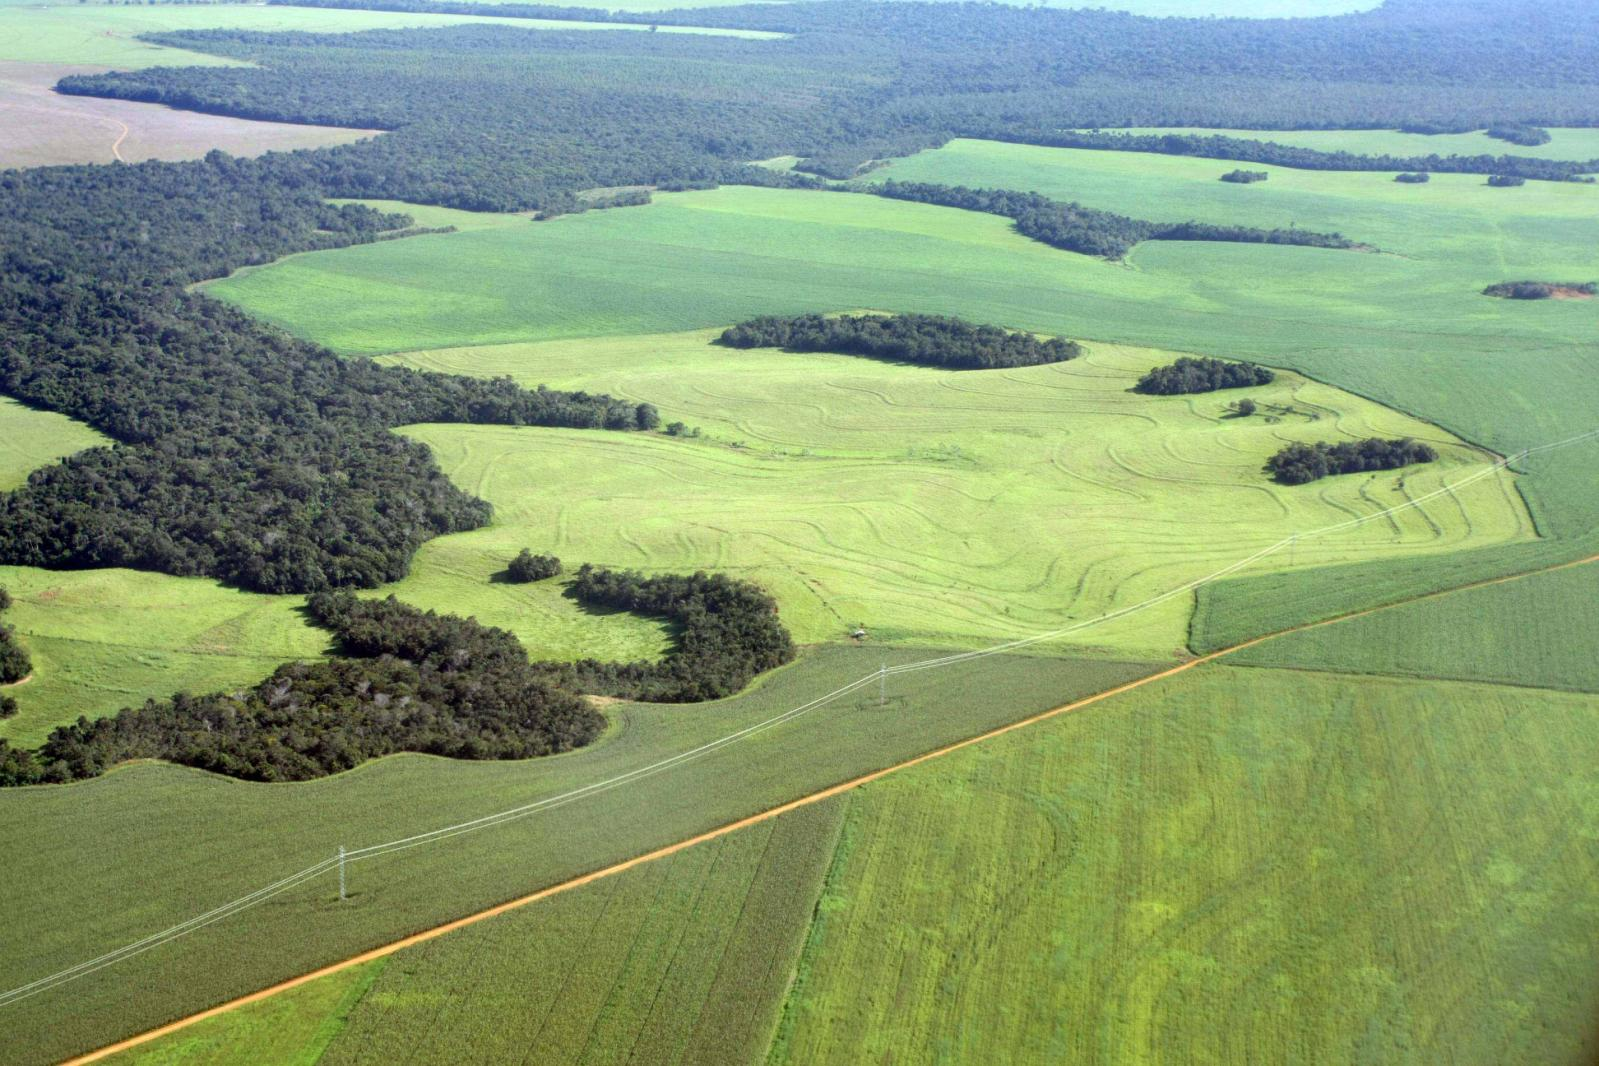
left=1230, top=398, right=1259, bottom=417
left=1220, top=169, right=1269, bottom=184
left=1394, top=172, right=1431, bottom=183
left=1135, top=357, right=1275, bottom=395
left=506, top=549, right=562, bottom=582
left=0, top=695, right=16, bottom=720
left=1266, top=438, right=1438, bottom=485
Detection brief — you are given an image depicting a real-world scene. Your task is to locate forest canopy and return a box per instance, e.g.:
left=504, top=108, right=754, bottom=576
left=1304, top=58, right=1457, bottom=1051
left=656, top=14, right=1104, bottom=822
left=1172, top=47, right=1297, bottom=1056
left=1266, top=438, right=1439, bottom=485
left=1135, top=357, right=1276, bottom=396
left=717, top=312, right=1080, bottom=369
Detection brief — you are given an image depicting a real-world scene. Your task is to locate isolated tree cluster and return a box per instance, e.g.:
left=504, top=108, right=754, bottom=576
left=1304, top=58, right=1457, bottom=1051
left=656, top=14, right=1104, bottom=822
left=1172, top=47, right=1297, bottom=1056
left=535, top=566, right=796, bottom=703
left=0, top=586, right=28, bottom=716
left=1482, top=280, right=1597, bottom=299
left=868, top=181, right=1351, bottom=259
left=1220, top=169, right=1270, bottom=184
left=1395, top=172, right=1431, bottom=183
left=1266, top=438, right=1439, bottom=485
left=718, top=312, right=1080, bottom=369
left=506, top=549, right=562, bottom=582
left=1135, top=357, right=1276, bottom=395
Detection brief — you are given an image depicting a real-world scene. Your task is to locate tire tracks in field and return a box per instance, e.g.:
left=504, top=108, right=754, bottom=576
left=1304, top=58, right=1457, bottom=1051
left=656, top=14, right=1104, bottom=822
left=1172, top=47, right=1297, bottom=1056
left=56, top=551, right=1599, bottom=1065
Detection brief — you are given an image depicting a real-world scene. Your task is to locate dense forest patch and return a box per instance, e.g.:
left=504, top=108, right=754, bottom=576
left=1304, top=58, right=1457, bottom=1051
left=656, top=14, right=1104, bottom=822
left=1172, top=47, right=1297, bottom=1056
left=0, top=585, right=29, bottom=690
left=867, top=181, right=1352, bottom=259
left=1266, top=438, right=1438, bottom=484
left=535, top=566, right=796, bottom=702
left=0, top=564, right=796, bottom=784
left=1486, top=123, right=1551, bottom=147
left=1482, top=281, right=1596, bottom=299
left=1135, top=357, right=1275, bottom=395
left=716, top=312, right=1080, bottom=369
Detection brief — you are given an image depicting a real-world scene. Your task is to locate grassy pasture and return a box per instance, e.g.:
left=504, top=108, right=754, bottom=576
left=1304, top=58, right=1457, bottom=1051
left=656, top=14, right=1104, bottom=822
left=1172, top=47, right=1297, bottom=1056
left=0, top=61, right=380, bottom=169
left=0, top=566, right=329, bottom=748
left=768, top=664, right=1599, bottom=1066
left=384, top=332, right=1528, bottom=658
left=1229, top=557, right=1599, bottom=692
left=1116, top=125, right=1599, bottom=164
left=0, top=3, right=780, bottom=69
left=0, top=396, right=106, bottom=493
left=0, top=646, right=1159, bottom=1065
left=206, top=183, right=1599, bottom=550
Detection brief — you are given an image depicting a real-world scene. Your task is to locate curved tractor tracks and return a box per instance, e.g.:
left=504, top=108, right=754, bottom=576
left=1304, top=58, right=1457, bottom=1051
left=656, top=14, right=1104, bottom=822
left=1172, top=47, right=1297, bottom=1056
left=58, top=550, right=1599, bottom=1065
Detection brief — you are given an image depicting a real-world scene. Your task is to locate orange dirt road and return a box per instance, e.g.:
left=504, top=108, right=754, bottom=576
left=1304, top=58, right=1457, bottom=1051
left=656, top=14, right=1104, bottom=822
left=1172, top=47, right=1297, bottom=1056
left=58, top=552, right=1599, bottom=1065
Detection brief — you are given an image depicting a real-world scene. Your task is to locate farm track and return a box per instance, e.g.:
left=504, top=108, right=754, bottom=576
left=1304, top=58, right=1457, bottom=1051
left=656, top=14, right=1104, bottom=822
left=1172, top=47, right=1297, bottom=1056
left=59, top=550, right=1599, bottom=1066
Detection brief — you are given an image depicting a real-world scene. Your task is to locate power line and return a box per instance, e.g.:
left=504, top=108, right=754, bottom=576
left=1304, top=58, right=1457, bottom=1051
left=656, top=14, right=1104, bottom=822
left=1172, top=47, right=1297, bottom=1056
left=3, top=428, right=1595, bottom=1011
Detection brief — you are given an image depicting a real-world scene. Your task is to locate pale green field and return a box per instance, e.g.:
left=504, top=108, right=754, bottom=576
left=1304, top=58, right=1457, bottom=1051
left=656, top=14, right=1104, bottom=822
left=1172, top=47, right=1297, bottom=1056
left=0, top=396, right=107, bottom=492
left=0, top=3, right=778, bottom=68
left=386, top=332, right=1529, bottom=658
left=1118, top=125, right=1599, bottom=163
left=770, top=664, right=1599, bottom=1066
left=0, top=566, right=328, bottom=748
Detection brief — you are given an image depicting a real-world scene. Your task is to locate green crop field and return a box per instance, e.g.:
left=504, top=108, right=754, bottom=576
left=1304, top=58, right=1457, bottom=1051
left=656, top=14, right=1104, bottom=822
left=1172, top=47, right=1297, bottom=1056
left=112, top=963, right=383, bottom=1066
left=768, top=663, right=1599, bottom=1066
left=0, top=397, right=106, bottom=493
left=0, top=3, right=779, bottom=68
left=1117, top=125, right=1599, bottom=163
left=112, top=797, right=841, bottom=1066
left=0, top=646, right=1159, bottom=1064
left=381, top=332, right=1528, bottom=659
left=1229, top=559, right=1599, bottom=692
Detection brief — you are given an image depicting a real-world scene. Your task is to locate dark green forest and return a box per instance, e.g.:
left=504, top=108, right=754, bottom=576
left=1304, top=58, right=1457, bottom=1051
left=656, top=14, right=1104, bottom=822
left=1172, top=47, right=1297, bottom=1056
left=1266, top=438, right=1439, bottom=485
left=868, top=181, right=1352, bottom=259
left=717, top=313, right=1080, bottom=369
left=3, top=0, right=1596, bottom=775
left=1135, top=357, right=1276, bottom=395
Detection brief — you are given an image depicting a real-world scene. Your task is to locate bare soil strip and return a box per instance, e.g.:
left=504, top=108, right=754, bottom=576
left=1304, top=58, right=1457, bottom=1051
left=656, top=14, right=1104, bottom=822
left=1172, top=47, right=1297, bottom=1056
left=57, top=551, right=1599, bottom=1066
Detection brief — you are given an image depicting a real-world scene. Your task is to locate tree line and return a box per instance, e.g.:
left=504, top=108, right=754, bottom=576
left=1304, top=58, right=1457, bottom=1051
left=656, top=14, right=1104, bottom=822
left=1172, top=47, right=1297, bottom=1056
left=1266, top=438, right=1439, bottom=485
left=868, top=181, right=1353, bottom=260
left=0, top=587, right=29, bottom=720
left=533, top=566, right=796, bottom=703
left=0, top=157, right=658, bottom=594
left=717, top=312, right=1081, bottom=369
left=0, top=564, right=798, bottom=785
left=1482, top=281, right=1597, bottom=299
left=1135, top=357, right=1275, bottom=395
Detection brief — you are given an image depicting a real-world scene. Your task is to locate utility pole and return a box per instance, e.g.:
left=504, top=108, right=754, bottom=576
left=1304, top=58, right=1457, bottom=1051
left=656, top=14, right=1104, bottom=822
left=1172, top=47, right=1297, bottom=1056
left=338, top=845, right=347, bottom=902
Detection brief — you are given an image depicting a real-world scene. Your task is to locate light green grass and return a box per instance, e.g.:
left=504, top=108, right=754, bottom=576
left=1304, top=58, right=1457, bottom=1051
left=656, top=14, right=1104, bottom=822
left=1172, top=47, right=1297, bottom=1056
left=0, top=397, right=107, bottom=493
left=384, top=332, right=1528, bottom=659
left=1229, top=559, right=1599, bottom=692
left=0, top=647, right=1158, bottom=1065
left=110, top=962, right=384, bottom=1066
left=0, top=3, right=778, bottom=68
left=1117, top=125, right=1599, bottom=164
left=0, top=567, right=329, bottom=748
left=769, top=664, right=1599, bottom=1066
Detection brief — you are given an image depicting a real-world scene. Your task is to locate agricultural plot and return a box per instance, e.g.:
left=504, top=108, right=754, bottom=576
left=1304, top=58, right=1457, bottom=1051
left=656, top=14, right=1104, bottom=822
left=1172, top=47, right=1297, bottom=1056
left=768, top=664, right=1599, bottom=1066
left=0, top=647, right=1158, bottom=1065
left=111, top=963, right=383, bottom=1066
left=1229, top=557, right=1599, bottom=692
left=0, top=4, right=778, bottom=69
left=0, top=61, right=381, bottom=169
left=109, top=799, right=842, bottom=1066
left=0, top=396, right=105, bottom=493
left=0, top=566, right=328, bottom=748
left=385, top=332, right=1528, bottom=659
left=1116, top=125, right=1599, bottom=164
